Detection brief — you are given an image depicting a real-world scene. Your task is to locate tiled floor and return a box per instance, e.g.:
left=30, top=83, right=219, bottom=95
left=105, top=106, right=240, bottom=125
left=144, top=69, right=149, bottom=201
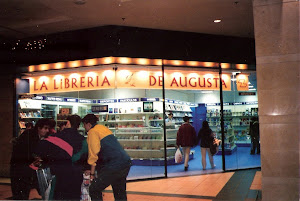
left=0, top=169, right=261, bottom=201
left=250, top=171, right=262, bottom=190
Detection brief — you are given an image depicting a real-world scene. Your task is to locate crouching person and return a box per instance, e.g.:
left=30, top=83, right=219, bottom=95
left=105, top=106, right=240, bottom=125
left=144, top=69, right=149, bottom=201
left=82, top=114, right=132, bottom=201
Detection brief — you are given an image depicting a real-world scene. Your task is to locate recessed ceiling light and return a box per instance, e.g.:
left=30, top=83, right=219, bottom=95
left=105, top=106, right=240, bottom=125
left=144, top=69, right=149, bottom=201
left=214, top=19, right=222, bottom=23
left=74, top=0, right=86, bottom=5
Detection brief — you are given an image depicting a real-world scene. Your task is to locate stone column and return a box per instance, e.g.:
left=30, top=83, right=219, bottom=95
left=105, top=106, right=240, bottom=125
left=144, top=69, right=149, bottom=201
left=253, top=0, right=299, bottom=200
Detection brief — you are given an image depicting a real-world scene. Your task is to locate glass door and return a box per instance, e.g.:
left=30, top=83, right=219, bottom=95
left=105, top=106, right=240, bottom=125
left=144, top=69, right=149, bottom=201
left=163, top=66, right=224, bottom=176
left=223, top=70, right=261, bottom=170
left=77, top=64, right=165, bottom=180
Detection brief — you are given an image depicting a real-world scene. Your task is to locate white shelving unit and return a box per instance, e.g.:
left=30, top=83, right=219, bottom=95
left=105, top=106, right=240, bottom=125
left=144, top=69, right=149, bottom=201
left=165, top=103, right=193, bottom=124
left=206, top=104, right=258, bottom=154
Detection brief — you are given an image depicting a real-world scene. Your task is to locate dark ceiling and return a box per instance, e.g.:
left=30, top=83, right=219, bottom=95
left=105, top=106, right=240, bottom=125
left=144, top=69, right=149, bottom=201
left=0, top=0, right=254, bottom=39
left=0, top=0, right=256, bottom=73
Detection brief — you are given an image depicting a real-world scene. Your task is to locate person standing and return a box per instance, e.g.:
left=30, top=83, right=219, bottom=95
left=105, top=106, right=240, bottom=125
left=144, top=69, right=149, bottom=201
left=176, top=116, right=196, bottom=171
left=58, top=121, right=67, bottom=132
left=165, top=112, right=175, bottom=123
left=82, top=114, right=131, bottom=201
left=34, top=114, right=88, bottom=200
left=48, top=118, right=57, bottom=135
left=196, top=120, right=215, bottom=170
left=10, top=118, right=50, bottom=200
left=249, top=117, right=260, bottom=155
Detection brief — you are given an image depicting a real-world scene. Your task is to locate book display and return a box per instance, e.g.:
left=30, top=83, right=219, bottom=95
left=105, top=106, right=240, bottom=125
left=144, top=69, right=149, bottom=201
left=18, top=100, right=43, bottom=134
left=17, top=96, right=195, bottom=164
left=206, top=102, right=258, bottom=154
left=41, top=104, right=57, bottom=119
left=165, top=101, right=193, bottom=125
left=91, top=99, right=195, bottom=164
left=95, top=109, right=178, bottom=162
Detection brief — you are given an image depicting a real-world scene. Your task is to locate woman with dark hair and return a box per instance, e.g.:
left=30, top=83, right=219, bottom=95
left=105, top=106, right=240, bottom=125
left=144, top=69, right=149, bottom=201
left=10, top=118, right=50, bottom=200
left=196, top=120, right=215, bottom=170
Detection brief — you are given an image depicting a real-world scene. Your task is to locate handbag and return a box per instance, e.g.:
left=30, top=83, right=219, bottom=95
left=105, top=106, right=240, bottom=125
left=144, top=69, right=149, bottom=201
left=175, top=148, right=183, bottom=163
left=210, top=138, right=221, bottom=156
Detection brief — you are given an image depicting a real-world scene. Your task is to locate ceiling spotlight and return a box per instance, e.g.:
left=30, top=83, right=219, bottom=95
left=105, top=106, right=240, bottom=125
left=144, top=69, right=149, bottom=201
left=74, top=0, right=86, bottom=5
left=214, top=19, right=222, bottom=23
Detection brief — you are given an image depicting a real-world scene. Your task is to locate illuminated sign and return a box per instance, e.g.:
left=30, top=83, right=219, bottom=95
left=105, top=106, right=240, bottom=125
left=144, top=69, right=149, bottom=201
left=236, top=74, right=249, bottom=91
left=28, top=70, right=236, bottom=94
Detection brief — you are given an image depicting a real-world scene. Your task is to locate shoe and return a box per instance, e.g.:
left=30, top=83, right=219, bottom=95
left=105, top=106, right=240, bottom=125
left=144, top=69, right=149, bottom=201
left=212, top=165, right=216, bottom=169
left=184, top=166, right=189, bottom=171
left=203, top=167, right=206, bottom=170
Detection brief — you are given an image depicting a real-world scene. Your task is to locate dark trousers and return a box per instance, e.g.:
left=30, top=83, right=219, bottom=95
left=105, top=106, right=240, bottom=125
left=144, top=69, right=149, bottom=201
left=89, top=166, right=131, bottom=201
left=54, top=169, right=83, bottom=200
left=11, top=176, right=32, bottom=200
left=251, top=136, right=260, bottom=154
left=10, top=166, right=38, bottom=200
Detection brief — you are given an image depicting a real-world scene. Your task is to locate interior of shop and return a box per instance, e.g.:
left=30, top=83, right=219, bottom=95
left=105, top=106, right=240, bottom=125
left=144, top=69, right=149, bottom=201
left=17, top=64, right=261, bottom=180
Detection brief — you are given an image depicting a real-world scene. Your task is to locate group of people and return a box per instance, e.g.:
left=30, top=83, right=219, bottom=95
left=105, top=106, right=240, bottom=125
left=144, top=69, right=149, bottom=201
left=175, top=115, right=216, bottom=171
left=174, top=113, right=260, bottom=171
left=10, top=114, right=131, bottom=201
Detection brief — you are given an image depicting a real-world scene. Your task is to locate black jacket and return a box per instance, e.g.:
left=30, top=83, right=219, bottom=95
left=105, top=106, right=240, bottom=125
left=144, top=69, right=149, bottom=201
left=10, top=129, right=40, bottom=177
left=197, top=128, right=214, bottom=148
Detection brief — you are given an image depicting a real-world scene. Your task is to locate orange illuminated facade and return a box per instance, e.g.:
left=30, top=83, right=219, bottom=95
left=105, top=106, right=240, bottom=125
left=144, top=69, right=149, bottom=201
left=27, top=57, right=248, bottom=73
left=27, top=70, right=234, bottom=94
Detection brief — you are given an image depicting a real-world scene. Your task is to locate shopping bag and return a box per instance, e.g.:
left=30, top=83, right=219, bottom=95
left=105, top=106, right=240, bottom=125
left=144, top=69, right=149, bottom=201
left=80, top=173, right=91, bottom=201
left=175, top=148, right=183, bottom=163
left=44, top=177, right=54, bottom=201
left=36, top=167, right=52, bottom=200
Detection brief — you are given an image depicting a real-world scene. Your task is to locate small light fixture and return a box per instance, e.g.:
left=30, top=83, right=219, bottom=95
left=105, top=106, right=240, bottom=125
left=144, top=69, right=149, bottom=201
left=74, top=0, right=86, bottom=5
left=214, top=19, right=222, bottom=23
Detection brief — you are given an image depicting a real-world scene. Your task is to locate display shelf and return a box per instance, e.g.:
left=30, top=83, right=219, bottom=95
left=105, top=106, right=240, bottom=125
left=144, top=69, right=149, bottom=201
left=41, top=104, right=57, bottom=119
left=20, top=117, right=43, bottom=119
left=19, top=108, right=42, bottom=110
left=206, top=106, right=258, bottom=147
left=215, top=128, right=236, bottom=155
left=165, top=103, right=193, bottom=125
left=119, top=139, right=164, bottom=142
left=104, top=120, right=145, bottom=122
left=95, top=111, right=176, bottom=160
left=131, top=152, right=194, bottom=166
left=18, top=104, right=43, bottom=136
left=115, top=132, right=162, bottom=135
left=94, top=112, right=161, bottom=115
left=216, top=144, right=237, bottom=155
left=91, top=101, right=193, bottom=163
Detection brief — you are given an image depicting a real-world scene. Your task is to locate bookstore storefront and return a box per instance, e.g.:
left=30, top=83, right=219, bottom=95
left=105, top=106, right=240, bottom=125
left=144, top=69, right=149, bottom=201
left=17, top=57, right=260, bottom=180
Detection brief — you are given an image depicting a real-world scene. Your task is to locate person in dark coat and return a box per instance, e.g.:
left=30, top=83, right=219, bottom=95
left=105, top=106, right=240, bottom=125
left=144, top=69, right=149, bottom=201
left=48, top=118, right=57, bottom=135
left=196, top=120, right=215, bottom=170
left=34, top=115, right=88, bottom=200
left=176, top=116, right=196, bottom=171
left=249, top=117, right=260, bottom=155
left=10, top=118, right=50, bottom=200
